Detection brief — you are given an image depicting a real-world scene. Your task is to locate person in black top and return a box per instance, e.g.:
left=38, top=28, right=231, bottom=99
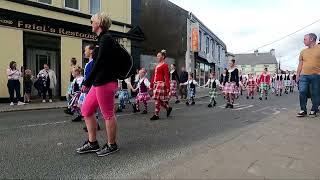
left=76, top=12, right=119, bottom=157
left=179, top=67, right=188, bottom=99
left=223, top=59, right=239, bottom=108
left=170, top=64, right=180, bottom=103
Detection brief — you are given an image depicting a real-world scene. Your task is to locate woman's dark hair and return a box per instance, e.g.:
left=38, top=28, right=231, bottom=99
left=264, top=67, right=268, bottom=71
left=231, top=59, right=236, bottom=64
left=88, top=45, right=95, bottom=51
left=160, top=49, right=167, bottom=59
left=9, top=61, right=16, bottom=70
left=189, top=73, right=194, bottom=78
left=70, top=58, right=77, bottom=65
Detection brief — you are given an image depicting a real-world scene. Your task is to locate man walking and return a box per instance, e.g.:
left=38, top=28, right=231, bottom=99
left=296, top=33, right=320, bottom=117
left=179, top=67, right=188, bottom=99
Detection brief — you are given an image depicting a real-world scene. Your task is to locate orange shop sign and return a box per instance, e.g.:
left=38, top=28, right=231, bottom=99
left=191, top=23, right=199, bottom=52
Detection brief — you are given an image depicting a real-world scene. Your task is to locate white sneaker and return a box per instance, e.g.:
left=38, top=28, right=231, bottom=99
left=17, top=101, right=25, bottom=106
left=42, top=100, right=46, bottom=103
left=49, top=99, right=53, bottom=103
left=9, top=102, right=14, bottom=106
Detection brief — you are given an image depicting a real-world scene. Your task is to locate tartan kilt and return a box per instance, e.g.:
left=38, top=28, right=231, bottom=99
left=284, top=80, right=291, bottom=87
left=188, top=88, right=196, bottom=98
left=223, top=82, right=237, bottom=94
left=170, top=80, right=178, bottom=96
left=247, top=84, right=255, bottom=92
left=68, top=91, right=81, bottom=112
left=276, top=81, right=283, bottom=89
left=153, top=82, right=169, bottom=101
left=209, top=88, right=218, bottom=98
left=260, top=83, right=269, bottom=91
left=119, top=90, right=130, bottom=102
left=136, top=92, right=151, bottom=102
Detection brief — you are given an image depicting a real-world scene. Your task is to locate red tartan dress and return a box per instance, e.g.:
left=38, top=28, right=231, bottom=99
left=150, top=63, right=170, bottom=101
left=246, top=78, right=256, bottom=92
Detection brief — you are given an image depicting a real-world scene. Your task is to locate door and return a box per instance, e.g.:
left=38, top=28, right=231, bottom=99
left=26, top=48, right=60, bottom=97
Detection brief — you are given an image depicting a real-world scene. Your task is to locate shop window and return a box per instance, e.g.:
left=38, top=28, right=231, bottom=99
left=64, top=0, right=79, bottom=10
left=90, top=0, right=100, bottom=14
left=38, top=0, right=52, bottom=4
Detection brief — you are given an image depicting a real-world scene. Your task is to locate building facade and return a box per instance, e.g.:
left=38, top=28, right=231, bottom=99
left=235, top=50, right=278, bottom=76
left=0, top=0, right=143, bottom=101
left=186, top=13, right=227, bottom=85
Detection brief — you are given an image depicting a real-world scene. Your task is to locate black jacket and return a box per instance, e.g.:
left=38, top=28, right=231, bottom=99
left=83, top=32, right=118, bottom=87
left=171, top=70, right=180, bottom=83
left=180, top=71, right=188, bottom=84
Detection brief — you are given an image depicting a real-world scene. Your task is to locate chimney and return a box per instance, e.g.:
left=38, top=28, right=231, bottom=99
left=270, top=49, right=275, bottom=56
left=254, top=50, right=259, bottom=56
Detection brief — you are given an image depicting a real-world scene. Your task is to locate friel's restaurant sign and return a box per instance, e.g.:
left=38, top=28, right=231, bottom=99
left=0, top=13, right=97, bottom=40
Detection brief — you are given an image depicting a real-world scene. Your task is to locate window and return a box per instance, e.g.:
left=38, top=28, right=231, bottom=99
left=206, top=37, right=209, bottom=54
left=264, top=64, right=269, bottom=68
left=211, top=39, right=215, bottom=57
left=218, top=46, right=221, bottom=63
left=64, top=0, right=79, bottom=10
left=199, top=31, right=202, bottom=51
left=90, top=0, right=100, bottom=14
left=38, top=0, right=52, bottom=4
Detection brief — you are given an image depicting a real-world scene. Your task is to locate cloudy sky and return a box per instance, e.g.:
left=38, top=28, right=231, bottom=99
left=169, top=0, right=320, bottom=70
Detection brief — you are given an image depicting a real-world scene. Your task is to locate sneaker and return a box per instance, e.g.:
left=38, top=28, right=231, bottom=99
left=76, top=141, right=100, bottom=154
left=166, top=107, right=173, bottom=117
left=230, top=104, right=234, bottom=109
left=96, top=143, right=119, bottom=157
left=9, top=102, right=14, bottom=106
left=208, top=104, right=213, bottom=108
left=72, top=116, right=83, bottom=122
left=191, top=102, right=195, bottom=105
left=49, top=99, right=53, bottom=103
left=150, top=115, right=160, bottom=121
left=246, top=96, right=249, bottom=99
left=213, top=101, right=217, bottom=106
left=186, top=102, right=190, bottom=106
left=251, top=97, right=254, bottom=99
left=309, top=111, right=317, bottom=118
left=265, top=97, right=268, bottom=100
left=42, top=100, right=46, bottom=103
left=141, top=110, right=148, bottom=114
left=296, top=111, right=307, bottom=117
left=259, top=97, right=262, bottom=101
left=225, top=104, right=229, bottom=108
left=116, top=108, right=122, bottom=113
left=276, top=94, right=279, bottom=96
left=175, top=100, right=180, bottom=104
left=17, top=101, right=25, bottom=106
left=64, top=108, right=74, bottom=115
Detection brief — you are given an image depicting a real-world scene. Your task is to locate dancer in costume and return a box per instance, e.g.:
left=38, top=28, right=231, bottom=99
left=258, top=68, right=271, bottom=100
left=132, top=68, right=151, bottom=114
left=246, top=73, right=256, bottom=99
left=223, top=59, right=239, bottom=108
left=203, top=72, right=220, bottom=107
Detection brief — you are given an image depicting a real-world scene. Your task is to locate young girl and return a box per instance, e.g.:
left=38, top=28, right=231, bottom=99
left=203, top=72, right=220, bottom=107
left=223, top=59, right=239, bottom=108
left=220, top=68, right=228, bottom=99
left=150, top=50, right=173, bottom=120
left=284, top=71, right=291, bottom=94
left=69, top=67, right=84, bottom=122
left=246, top=73, right=256, bottom=99
left=132, top=68, right=151, bottom=114
left=181, top=73, right=199, bottom=106
left=275, top=73, right=284, bottom=96
left=258, top=68, right=271, bottom=100
left=116, top=78, right=133, bottom=113
left=23, top=69, right=33, bottom=103
left=170, top=64, right=180, bottom=104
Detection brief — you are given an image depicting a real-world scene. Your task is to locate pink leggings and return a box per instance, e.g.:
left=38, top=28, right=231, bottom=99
left=82, top=82, right=118, bottom=120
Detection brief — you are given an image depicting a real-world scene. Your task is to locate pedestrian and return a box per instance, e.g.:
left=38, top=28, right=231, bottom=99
left=179, top=67, right=188, bottom=99
left=203, top=72, right=220, bottom=107
left=258, top=68, right=271, bottom=100
left=77, top=12, right=122, bottom=156
left=116, top=78, right=133, bottom=113
left=69, top=67, right=84, bottom=122
left=37, top=64, right=57, bottom=103
left=170, top=64, right=180, bottom=104
left=132, top=68, right=151, bottom=114
left=246, top=73, right=256, bottom=99
left=284, top=70, right=291, bottom=94
left=180, top=73, right=199, bottom=106
left=296, top=33, right=320, bottom=117
left=149, top=50, right=173, bottom=121
left=223, top=59, right=239, bottom=108
left=6, top=61, right=25, bottom=106
left=275, top=73, right=284, bottom=96
left=291, top=73, right=297, bottom=92
left=23, top=69, right=33, bottom=103
left=220, top=68, right=228, bottom=99
left=81, top=45, right=101, bottom=132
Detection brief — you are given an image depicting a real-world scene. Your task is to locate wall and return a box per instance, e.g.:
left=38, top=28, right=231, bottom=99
left=0, top=28, right=23, bottom=98
left=140, top=54, right=175, bottom=79
left=239, top=64, right=277, bottom=75
left=61, top=37, right=82, bottom=96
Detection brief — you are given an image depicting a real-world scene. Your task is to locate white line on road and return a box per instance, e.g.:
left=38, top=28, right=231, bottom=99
left=0, top=121, right=68, bottom=131
left=252, top=106, right=271, bottom=113
left=234, top=105, right=254, bottom=111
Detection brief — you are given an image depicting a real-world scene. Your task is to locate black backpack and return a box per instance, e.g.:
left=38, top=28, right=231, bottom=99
left=112, top=39, right=134, bottom=80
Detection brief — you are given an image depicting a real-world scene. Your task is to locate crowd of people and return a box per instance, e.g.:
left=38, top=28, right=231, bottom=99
left=5, top=11, right=319, bottom=158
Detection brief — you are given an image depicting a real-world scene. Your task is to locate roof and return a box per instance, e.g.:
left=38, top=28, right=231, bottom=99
left=234, top=53, right=278, bottom=66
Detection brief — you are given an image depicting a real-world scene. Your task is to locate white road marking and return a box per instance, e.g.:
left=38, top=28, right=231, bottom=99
left=0, top=121, right=68, bottom=131
left=234, top=105, right=254, bottom=111
left=252, top=106, right=271, bottom=113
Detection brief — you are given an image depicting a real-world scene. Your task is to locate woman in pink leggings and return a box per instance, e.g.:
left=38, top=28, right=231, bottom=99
left=76, top=12, right=119, bottom=157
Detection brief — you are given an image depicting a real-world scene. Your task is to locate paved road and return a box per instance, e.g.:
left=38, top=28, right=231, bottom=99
left=0, top=93, right=299, bottom=178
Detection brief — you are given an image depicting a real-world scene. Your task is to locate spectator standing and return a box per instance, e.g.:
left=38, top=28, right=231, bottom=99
left=179, top=67, right=188, bottom=99
left=37, top=64, right=57, bottom=103
left=6, top=61, right=24, bottom=106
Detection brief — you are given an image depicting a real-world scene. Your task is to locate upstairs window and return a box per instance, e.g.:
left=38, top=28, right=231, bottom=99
left=38, top=0, right=52, bottom=4
left=64, top=0, right=80, bottom=10
left=90, top=0, right=101, bottom=14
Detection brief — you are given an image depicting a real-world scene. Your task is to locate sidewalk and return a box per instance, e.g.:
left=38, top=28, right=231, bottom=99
left=0, top=88, right=210, bottom=113
left=141, top=108, right=320, bottom=179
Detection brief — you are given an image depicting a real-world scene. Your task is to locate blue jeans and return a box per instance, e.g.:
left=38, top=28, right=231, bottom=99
left=299, top=75, right=320, bottom=112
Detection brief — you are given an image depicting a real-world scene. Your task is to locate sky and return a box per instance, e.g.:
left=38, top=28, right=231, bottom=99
left=169, top=0, right=320, bottom=70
